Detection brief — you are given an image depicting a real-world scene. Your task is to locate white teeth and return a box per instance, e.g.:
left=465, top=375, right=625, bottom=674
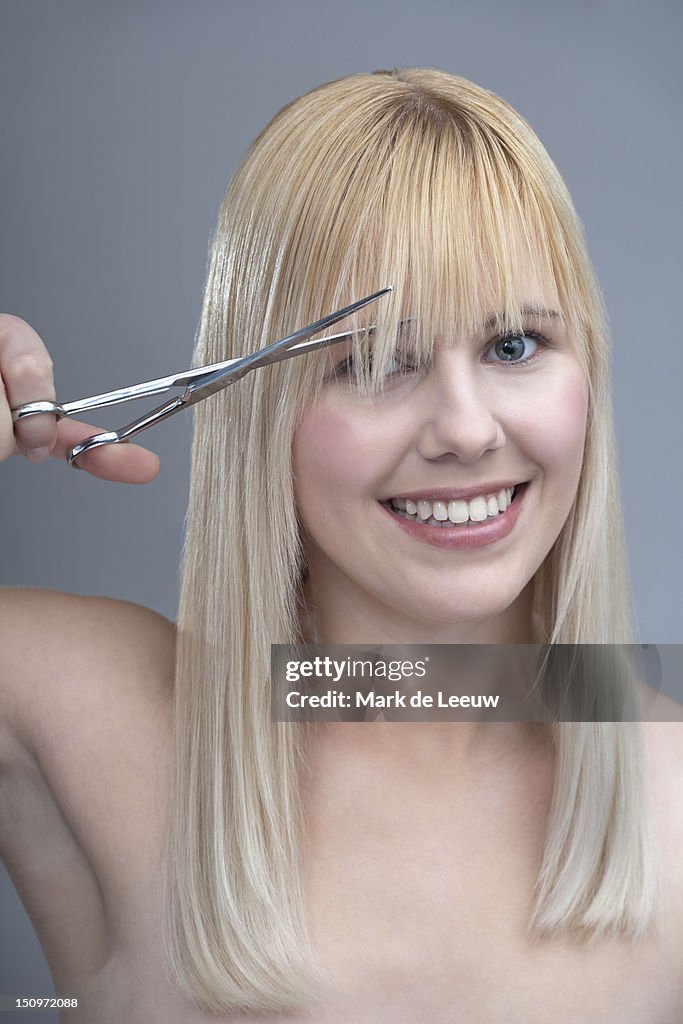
left=432, top=500, right=449, bottom=521
left=448, top=500, right=469, bottom=524
left=468, top=496, right=489, bottom=522
left=390, top=486, right=517, bottom=526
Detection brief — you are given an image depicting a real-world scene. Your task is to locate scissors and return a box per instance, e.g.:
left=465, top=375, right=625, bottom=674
left=11, top=287, right=392, bottom=469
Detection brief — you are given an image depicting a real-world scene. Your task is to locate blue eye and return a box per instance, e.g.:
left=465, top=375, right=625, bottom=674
left=485, top=331, right=547, bottom=367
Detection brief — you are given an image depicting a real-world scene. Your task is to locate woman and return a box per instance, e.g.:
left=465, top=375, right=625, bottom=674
left=1, top=68, right=681, bottom=1023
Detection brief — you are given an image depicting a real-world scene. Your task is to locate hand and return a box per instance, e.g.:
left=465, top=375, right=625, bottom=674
left=0, top=314, right=160, bottom=483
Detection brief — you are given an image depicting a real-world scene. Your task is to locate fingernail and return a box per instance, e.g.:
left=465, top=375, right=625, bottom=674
left=26, top=447, right=50, bottom=463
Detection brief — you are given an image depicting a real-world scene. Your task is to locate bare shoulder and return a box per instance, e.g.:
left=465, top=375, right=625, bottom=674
left=0, top=585, right=176, bottom=762
left=641, top=716, right=683, bottom=943
left=642, top=702, right=683, bottom=809
left=636, top=680, right=683, bottom=805
left=0, top=584, right=177, bottom=859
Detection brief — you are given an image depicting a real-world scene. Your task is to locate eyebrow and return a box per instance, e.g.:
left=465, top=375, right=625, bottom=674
left=482, top=305, right=561, bottom=328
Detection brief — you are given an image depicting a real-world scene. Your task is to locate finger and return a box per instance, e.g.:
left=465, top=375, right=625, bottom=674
left=0, top=381, right=16, bottom=461
left=51, top=417, right=161, bottom=484
left=0, top=316, right=59, bottom=455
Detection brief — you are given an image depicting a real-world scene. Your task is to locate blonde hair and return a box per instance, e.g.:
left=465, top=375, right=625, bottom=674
left=164, top=68, right=657, bottom=1014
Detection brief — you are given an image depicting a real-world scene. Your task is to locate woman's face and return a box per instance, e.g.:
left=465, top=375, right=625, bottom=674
left=292, top=277, right=589, bottom=642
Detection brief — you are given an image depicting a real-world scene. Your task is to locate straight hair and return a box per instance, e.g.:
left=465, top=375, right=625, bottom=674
left=164, top=68, right=657, bottom=1014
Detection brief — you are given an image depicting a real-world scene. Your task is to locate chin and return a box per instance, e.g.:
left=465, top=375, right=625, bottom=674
left=384, top=590, right=523, bottom=632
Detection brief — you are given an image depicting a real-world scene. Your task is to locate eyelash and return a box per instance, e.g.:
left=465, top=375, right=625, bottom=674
left=333, top=330, right=551, bottom=379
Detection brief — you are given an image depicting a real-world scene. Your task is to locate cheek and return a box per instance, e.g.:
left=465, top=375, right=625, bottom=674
left=293, top=399, right=411, bottom=532
left=518, top=368, right=589, bottom=491
left=292, top=403, right=371, bottom=520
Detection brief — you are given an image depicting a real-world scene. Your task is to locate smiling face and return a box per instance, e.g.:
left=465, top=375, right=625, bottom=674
left=292, top=274, right=589, bottom=644
left=253, top=75, right=600, bottom=645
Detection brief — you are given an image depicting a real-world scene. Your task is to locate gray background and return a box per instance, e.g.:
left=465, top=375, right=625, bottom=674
left=1, top=1, right=680, bottom=1018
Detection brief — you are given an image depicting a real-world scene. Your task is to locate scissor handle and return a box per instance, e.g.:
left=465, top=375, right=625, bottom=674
left=12, top=400, right=67, bottom=422
left=67, top=431, right=122, bottom=469
left=66, top=393, right=188, bottom=468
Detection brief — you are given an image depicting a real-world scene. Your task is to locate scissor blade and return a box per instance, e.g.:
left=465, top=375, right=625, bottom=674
left=58, top=372, right=184, bottom=417
left=170, top=328, right=364, bottom=391
left=181, top=287, right=392, bottom=407
left=58, top=325, right=374, bottom=418
left=59, top=313, right=385, bottom=420
left=58, top=337, right=347, bottom=416
left=64, top=289, right=391, bottom=465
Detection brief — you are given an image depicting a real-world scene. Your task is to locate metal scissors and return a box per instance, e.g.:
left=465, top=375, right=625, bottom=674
left=11, top=287, right=392, bottom=469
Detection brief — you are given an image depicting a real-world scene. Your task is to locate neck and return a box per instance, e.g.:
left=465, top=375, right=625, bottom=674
left=298, top=576, right=545, bottom=768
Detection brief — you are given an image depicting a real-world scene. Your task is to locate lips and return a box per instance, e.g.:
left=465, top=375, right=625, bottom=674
left=379, top=481, right=529, bottom=551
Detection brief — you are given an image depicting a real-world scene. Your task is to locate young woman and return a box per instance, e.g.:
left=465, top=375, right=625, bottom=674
left=1, top=68, right=682, bottom=1023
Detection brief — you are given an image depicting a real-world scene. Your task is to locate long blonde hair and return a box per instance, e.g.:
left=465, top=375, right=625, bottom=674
left=165, top=68, right=657, bottom=1014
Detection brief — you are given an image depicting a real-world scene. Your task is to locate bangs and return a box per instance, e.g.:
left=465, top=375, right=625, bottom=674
left=333, top=110, right=574, bottom=395
left=222, top=72, right=597, bottom=409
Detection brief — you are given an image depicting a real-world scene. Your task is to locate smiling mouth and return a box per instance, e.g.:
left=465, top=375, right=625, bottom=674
left=382, top=483, right=527, bottom=527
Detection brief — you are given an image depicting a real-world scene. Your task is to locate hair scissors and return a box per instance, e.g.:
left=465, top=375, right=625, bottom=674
left=12, top=288, right=392, bottom=469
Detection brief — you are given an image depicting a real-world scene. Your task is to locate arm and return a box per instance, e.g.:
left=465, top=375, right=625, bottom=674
left=0, top=586, right=175, bottom=986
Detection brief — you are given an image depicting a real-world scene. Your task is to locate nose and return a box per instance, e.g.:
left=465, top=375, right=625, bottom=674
left=415, top=351, right=504, bottom=462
